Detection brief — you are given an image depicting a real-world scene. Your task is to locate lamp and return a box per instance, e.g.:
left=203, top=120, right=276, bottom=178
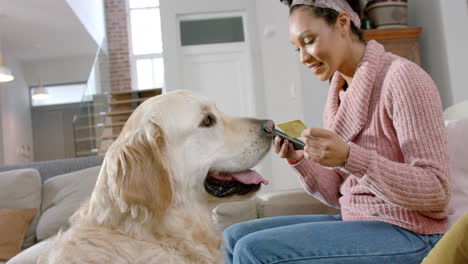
left=31, top=77, right=49, bottom=100
left=0, top=52, right=14, bottom=82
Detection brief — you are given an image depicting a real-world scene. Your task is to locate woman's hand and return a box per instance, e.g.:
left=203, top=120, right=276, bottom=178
left=274, top=136, right=304, bottom=163
left=301, top=127, right=350, bottom=167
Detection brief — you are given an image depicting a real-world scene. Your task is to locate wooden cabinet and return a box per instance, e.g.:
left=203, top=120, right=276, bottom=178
left=363, top=27, right=422, bottom=66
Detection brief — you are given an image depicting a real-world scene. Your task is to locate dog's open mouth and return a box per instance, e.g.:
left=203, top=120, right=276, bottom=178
left=204, top=170, right=268, bottom=197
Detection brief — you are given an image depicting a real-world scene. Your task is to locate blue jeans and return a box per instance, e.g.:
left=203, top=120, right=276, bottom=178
left=223, top=214, right=442, bottom=264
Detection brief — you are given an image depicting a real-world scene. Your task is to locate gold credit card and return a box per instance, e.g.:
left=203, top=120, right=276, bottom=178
left=277, top=120, right=307, bottom=139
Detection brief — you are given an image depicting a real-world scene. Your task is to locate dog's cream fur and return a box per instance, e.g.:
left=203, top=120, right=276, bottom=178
left=37, top=90, right=272, bottom=264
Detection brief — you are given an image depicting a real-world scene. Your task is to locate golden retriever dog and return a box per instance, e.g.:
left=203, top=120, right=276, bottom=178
left=38, top=90, right=274, bottom=264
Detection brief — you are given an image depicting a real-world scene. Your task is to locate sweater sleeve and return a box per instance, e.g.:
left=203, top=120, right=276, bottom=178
left=292, top=158, right=343, bottom=208
left=343, top=61, right=450, bottom=211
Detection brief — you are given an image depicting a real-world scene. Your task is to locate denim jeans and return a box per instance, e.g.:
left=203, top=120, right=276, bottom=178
left=223, top=214, right=442, bottom=264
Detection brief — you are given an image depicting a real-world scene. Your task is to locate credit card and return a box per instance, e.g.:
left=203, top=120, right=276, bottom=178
left=277, top=120, right=307, bottom=139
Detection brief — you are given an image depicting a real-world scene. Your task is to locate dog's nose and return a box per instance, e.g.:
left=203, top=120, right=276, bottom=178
left=263, top=120, right=275, bottom=135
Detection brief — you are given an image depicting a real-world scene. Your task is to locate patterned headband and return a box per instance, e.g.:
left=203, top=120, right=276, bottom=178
left=291, top=0, right=361, bottom=29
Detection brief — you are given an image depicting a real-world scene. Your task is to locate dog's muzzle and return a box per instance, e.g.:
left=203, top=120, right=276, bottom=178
left=204, top=170, right=267, bottom=197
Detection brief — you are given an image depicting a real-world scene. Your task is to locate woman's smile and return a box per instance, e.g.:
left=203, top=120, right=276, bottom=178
left=307, top=62, right=324, bottom=74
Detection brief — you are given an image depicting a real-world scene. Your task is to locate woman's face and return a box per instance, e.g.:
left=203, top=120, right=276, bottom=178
left=289, top=7, right=345, bottom=81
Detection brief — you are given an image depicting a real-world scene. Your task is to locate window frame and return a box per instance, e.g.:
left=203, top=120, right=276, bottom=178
left=126, top=0, right=164, bottom=91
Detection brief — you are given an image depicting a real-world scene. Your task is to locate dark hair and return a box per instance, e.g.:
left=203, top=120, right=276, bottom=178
left=280, top=0, right=364, bottom=42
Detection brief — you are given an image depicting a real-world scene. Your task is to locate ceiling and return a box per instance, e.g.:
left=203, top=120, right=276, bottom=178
left=0, top=0, right=98, bottom=61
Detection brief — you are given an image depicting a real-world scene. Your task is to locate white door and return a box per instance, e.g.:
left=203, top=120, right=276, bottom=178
left=182, top=46, right=252, bottom=116
left=160, top=1, right=265, bottom=118
left=180, top=13, right=255, bottom=116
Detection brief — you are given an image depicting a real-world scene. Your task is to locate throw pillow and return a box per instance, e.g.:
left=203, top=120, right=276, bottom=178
left=0, top=208, right=37, bottom=262
left=421, top=213, right=468, bottom=264
left=0, top=169, right=41, bottom=249
left=445, top=118, right=468, bottom=228
left=36, top=166, right=101, bottom=241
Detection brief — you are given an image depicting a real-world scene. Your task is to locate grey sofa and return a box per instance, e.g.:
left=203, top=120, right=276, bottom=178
left=0, top=155, right=104, bottom=183
left=0, top=155, right=104, bottom=264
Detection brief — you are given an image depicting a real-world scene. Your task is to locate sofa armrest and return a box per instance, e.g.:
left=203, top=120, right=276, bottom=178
left=212, top=188, right=340, bottom=230
left=212, top=199, right=258, bottom=231
left=255, top=188, right=340, bottom=218
left=6, top=237, right=53, bottom=264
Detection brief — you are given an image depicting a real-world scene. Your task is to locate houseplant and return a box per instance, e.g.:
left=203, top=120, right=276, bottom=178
left=364, top=0, right=408, bottom=29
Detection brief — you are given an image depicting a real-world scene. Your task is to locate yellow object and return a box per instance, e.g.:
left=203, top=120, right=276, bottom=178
left=421, top=213, right=468, bottom=264
left=277, top=120, right=307, bottom=139
left=0, top=52, right=14, bottom=83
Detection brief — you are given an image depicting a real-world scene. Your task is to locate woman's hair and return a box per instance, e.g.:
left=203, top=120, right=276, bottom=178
left=280, top=0, right=364, bottom=42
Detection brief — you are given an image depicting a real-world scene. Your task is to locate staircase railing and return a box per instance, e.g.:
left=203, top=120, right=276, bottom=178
left=72, top=39, right=164, bottom=157
left=72, top=39, right=111, bottom=157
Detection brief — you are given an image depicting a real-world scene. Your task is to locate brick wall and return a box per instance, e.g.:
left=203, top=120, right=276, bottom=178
left=104, top=0, right=132, bottom=92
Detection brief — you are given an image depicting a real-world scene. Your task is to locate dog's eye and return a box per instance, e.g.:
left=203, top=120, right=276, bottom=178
left=200, top=114, right=216, bottom=127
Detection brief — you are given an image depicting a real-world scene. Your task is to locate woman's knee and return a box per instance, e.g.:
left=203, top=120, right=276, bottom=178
left=223, top=222, right=250, bottom=252
left=223, top=218, right=275, bottom=251
left=232, top=233, right=266, bottom=263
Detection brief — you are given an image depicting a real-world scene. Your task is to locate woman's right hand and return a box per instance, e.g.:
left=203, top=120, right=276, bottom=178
left=274, top=136, right=304, bottom=163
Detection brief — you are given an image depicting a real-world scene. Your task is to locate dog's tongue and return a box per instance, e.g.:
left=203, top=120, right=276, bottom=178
left=231, top=170, right=269, bottom=185
left=211, top=170, right=268, bottom=185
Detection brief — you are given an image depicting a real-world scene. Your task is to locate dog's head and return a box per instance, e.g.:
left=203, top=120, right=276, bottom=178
left=97, top=90, right=273, bottom=219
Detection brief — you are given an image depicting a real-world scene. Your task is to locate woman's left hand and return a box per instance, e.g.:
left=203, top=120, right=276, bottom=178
left=301, top=127, right=350, bottom=167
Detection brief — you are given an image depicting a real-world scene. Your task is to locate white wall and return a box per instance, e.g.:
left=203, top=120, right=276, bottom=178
left=22, top=55, right=95, bottom=87
left=65, top=0, right=107, bottom=46
left=0, top=53, right=34, bottom=165
left=0, top=83, right=4, bottom=164
left=31, top=103, right=80, bottom=162
left=439, top=0, right=468, bottom=106
left=253, top=0, right=325, bottom=191
left=408, top=0, right=468, bottom=108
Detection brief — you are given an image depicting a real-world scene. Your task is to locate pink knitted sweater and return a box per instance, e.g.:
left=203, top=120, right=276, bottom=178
left=293, top=40, right=451, bottom=234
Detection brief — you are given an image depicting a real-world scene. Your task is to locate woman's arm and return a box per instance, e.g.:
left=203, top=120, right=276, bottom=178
left=292, top=158, right=343, bottom=208
left=344, top=62, right=450, bottom=211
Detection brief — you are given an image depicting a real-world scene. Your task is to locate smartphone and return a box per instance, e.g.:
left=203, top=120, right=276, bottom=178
left=273, top=129, right=305, bottom=150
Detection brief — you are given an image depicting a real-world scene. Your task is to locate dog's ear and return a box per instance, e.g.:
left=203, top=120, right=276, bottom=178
left=104, top=121, right=173, bottom=219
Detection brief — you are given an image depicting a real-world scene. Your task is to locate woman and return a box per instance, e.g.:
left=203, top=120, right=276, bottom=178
left=222, top=0, right=451, bottom=263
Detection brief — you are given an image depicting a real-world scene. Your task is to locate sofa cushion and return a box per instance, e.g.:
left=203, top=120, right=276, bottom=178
left=443, top=100, right=468, bottom=120
left=445, top=118, right=468, bottom=228
left=0, top=208, right=37, bottom=262
left=36, top=166, right=101, bottom=241
left=0, top=169, right=41, bottom=249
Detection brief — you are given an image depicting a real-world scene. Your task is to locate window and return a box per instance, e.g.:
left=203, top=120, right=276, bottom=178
left=31, top=83, right=88, bottom=107
left=128, top=0, right=164, bottom=90
left=180, top=17, right=245, bottom=46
